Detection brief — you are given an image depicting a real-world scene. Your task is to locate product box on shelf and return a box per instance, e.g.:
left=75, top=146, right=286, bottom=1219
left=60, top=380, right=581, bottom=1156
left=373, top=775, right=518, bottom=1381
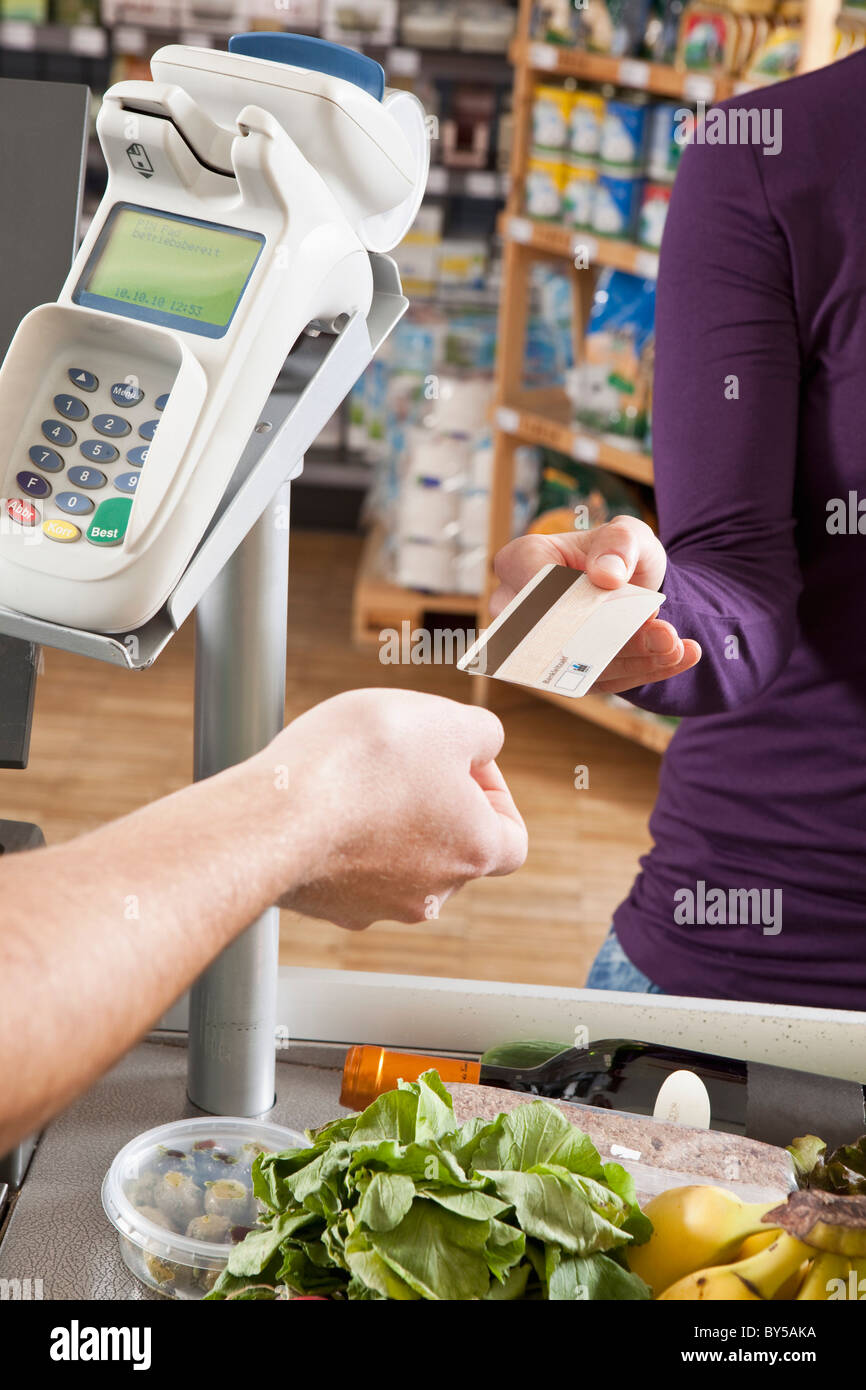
left=458, top=1, right=515, bottom=52
left=400, top=0, right=458, bottom=48
left=320, top=0, right=398, bottom=47
left=391, top=204, right=444, bottom=299
left=568, top=268, right=655, bottom=445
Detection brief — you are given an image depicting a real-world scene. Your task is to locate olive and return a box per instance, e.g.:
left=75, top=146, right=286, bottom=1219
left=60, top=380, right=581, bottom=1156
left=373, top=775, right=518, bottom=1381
left=151, top=1146, right=194, bottom=1178
left=186, top=1214, right=232, bottom=1244
left=204, top=1178, right=252, bottom=1224
left=154, top=1170, right=203, bottom=1228
left=192, top=1146, right=239, bottom=1183
left=144, top=1253, right=177, bottom=1289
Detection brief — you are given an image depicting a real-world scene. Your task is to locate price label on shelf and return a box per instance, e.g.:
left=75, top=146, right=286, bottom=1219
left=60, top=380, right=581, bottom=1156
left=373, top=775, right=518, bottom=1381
left=69, top=25, right=107, bottom=57
left=571, top=434, right=601, bottom=465
left=634, top=249, right=660, bottom=278
left=682, top=73, right=716, bottom=103
left=507, top=217, right=533, bottom=245
left=465, top=171, right=498, bottom=199
left=0, top=20, right=35, bottom=50
left=113, top=25, right=146, bottom=53
left=618, top=59, right=650, bottom=90
left=388, top=46, right=421, bottom=76
left=529, top=43, right=558, bottom=70
left=495, top=407, right=520, bottom=435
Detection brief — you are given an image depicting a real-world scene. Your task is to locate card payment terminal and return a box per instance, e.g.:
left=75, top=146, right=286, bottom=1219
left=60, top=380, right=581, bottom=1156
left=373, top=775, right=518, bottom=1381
left=0, top=34, right=428, bottom=634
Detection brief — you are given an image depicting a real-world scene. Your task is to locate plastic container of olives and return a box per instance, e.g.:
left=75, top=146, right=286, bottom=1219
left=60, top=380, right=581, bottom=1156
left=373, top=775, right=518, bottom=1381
left=102, top=1116, right=306, bottom=1299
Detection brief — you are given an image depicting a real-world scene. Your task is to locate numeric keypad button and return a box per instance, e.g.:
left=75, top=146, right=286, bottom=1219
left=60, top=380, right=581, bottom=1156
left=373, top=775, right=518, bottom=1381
left=53, top=394, right=88, bottom=421
left=67, top=466, right=107, bottom=490
left=93, top=414, right=131, bottom=438
left=56, top=492, right=95, bottom=516
left=80, top=439, right=119, bottom=464
left=41, top=419, right=76, bottom=447
left=28, top=446, right=64, bottom=473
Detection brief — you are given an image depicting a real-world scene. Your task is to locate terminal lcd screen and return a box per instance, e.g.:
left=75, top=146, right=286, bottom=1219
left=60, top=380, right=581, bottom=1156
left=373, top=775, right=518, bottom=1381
left=74, top=205, right=265, bottom=338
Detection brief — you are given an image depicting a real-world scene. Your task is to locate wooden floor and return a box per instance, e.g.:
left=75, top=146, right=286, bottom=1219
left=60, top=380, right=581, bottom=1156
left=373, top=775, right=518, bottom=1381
left=0, top=532, right=660, bottom=987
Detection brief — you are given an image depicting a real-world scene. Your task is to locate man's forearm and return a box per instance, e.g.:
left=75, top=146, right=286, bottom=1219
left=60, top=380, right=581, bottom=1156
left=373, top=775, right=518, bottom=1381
left=0, top=758, right=294, bottom=1152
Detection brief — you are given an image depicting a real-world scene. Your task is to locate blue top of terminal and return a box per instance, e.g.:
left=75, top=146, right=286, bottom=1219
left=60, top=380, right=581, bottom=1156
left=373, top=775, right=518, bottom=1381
left=228, top=32, right=385, bottom=101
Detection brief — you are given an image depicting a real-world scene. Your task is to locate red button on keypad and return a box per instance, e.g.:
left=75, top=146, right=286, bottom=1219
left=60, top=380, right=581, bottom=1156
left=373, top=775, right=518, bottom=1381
left=6, top=497, right=40, bottom=526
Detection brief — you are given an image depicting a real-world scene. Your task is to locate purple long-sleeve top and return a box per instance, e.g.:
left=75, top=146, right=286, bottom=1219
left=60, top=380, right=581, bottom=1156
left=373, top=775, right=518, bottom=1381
left=612, top=51, right=866, bottom=1008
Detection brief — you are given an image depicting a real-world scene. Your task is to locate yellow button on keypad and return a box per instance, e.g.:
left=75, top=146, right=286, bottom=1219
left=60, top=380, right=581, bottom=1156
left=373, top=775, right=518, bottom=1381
left=43, top=517, right=81, bottom=544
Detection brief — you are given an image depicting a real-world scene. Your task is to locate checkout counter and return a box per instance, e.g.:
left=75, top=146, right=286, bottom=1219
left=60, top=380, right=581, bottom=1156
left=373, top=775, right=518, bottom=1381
left=3, top=967, right=866, bottom=1299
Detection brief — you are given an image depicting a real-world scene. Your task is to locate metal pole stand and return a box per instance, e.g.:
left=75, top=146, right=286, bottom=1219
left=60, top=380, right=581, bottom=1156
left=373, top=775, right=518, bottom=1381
left=187, top=481, right=291, bottom=1116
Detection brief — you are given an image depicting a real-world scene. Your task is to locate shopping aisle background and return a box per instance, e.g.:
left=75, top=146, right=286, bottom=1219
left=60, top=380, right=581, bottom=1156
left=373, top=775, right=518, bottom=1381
left=0, top=531, right=659, bottom=987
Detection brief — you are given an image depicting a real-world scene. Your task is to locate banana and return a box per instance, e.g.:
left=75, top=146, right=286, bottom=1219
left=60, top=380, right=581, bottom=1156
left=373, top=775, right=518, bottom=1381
left=736, top=1230, right=778, bottom=1259
left=657, top=1232, right=814, bottom=1301
left=627, top=1185, right=780, bottom=1295
left=737, top=1229, right=807, bottom=1296
left=775, top=1258, right=811, bottom=1301
left=796, top=1251, right=849, bottom=1301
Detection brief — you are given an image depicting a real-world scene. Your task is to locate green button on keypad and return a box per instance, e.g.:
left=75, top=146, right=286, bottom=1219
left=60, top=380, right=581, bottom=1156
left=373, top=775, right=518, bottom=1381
left=85, top=496, right=133, bottom=547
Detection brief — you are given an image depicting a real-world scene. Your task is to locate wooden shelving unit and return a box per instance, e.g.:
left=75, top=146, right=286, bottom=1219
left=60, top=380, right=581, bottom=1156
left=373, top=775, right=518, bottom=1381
left=511, top=37, right=737, bottom=101
left=498, top=210, right=659, bottom=279
left=493, top=392, right=654, bottom=487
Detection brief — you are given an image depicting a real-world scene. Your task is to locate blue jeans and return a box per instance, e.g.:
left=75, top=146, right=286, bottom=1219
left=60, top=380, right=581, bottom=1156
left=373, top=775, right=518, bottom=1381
left=585, top=927, right=667, bottom=994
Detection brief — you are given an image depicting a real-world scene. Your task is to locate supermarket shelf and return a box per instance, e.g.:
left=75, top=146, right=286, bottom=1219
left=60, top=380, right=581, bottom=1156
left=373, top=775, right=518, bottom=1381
left=353, top=525, right=479, bottom=647
left=101, top=28, right=514, bottom=79
left=370, top=43, right=514, bottom=84
left=499, top=212, right=659, bottom=278
left=537, top=686, right=675, bottom=753
left=0, top=18, right=108, bottom=55
left=494, top=398, right=654, bottom=486
left=513, top=39, right=735, bottom=102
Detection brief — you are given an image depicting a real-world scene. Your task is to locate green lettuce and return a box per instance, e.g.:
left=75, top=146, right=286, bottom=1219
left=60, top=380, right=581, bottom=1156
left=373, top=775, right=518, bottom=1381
left=207, top=1071, right=651, bottom=1302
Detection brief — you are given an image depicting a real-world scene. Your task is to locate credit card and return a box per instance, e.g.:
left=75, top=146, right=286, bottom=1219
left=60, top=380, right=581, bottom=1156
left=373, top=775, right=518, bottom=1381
left=458, top=564, right=665, bottom=698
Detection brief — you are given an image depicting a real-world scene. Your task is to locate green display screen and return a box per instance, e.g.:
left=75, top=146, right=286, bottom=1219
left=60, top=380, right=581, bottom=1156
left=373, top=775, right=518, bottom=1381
left=75, top=206, right=264, bottom=337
